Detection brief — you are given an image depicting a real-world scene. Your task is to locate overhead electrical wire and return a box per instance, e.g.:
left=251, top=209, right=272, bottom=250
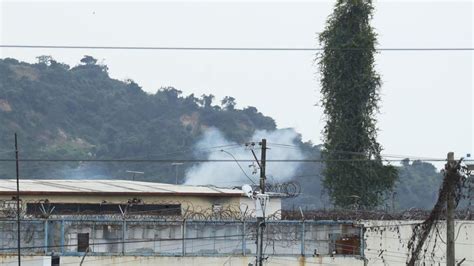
left=0, top=143, right=245, bottom=163
left=267, top=142, right=448, bottom=161
left=1, top=44, right=473, bottom=51
left=0, top=158, right=451, bottom=163
left=79, top=143, right=243, bottom=161
left=220, top=149, right=257, bottom=185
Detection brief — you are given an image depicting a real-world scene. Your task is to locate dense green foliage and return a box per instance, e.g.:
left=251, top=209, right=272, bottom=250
left=395, top=159, right=443, bottom=210
left=318, top=0, right=397, bottom=208
left=0, top=57, right=278, bottom=182
left=288, top=158, right=470, bottom=211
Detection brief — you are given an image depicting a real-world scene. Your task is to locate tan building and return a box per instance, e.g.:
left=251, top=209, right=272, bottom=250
left=0, top=179, right=282, bottom=219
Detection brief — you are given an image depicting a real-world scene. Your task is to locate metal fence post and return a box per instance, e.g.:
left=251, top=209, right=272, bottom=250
left=359, top=226, right=365, bottom=259
left=44, top=219, right=49, bottom=254
left=242, top=221, right=246, bottom=256
left=300, top=221, right=305, bottom=256
left=182, top=220, right=186, bottom=256
left=60, top=220, right=65, bottom=254
left=122, top=220, right=126, bottom=255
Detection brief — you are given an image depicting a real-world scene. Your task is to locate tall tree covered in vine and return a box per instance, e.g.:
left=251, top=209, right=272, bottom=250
left=318, top=0, right=397, bottom=208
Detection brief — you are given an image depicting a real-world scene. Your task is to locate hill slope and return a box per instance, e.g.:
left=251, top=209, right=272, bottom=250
left=0, top=57, right=284, bottom=181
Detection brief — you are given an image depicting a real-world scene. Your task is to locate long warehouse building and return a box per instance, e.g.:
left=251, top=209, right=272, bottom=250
left=0, top=179, right=281, bottom=219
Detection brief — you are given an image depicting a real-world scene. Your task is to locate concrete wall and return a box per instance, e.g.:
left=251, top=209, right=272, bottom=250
left=1, top=220, right=471, bottom=265
left=0, top=256, right=51, bottom=266
left=0, top=220, right=359, bottom=257
left=0, top=221, right=46, bottom=254
left=0, top=255, right=364, bottom=266
left=240, top=197, right=282, bottom=218
left=362, top=220, right=474, bottom=265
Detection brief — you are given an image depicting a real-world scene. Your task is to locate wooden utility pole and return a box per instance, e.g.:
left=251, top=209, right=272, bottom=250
left=259, top=139, right=266, bottom=194
left=256, top=139, right=267, bottom=266
left=446, top=152, right=455, bottom=266
left=407, top=151, right=464, bottom=266
left=15, top=133, right=21, bottom=266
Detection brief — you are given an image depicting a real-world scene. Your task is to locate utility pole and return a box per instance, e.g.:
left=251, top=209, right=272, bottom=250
left=446, top=152, right=455, bottom=266
left=14, top=133, right=21, bottom=266
left=256, top=139, right=267, bottom=266
left=407, top=152, right=466, bottom=266
left=171, top=163, right=183, bottom=184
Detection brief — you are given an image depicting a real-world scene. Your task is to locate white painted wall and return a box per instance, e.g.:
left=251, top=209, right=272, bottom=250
left=1, top=220, right=471, bottom=265
left=240, top=197, right=282, bottom=219
left=362, top=220, right=474, bottom=265
left=1, top=255, right=363, bottom=266
left=0, top=256, right=51, bottom=266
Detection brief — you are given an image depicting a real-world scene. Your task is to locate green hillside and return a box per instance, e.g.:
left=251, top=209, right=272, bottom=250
left=0, top=56, right=283, bottom=181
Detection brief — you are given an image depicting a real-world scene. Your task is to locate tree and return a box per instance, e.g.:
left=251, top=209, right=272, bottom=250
left=401, top=158, right=410, bottom=167
left=160, top=87, right=182, bottom=103
left=395, top=160, right=441, bottom=209
left=36, top=55, right=54, bottom=66
left=221, top=96, right=236, bottom=110
left=199, top=94, right=215, bottom=109
left=80, top=55, right=98, bottom=65
left=318, top=0, right=397, bottom=208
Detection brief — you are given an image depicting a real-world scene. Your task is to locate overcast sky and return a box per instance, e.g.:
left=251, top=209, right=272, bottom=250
left=1, top=0, right=472, bottom=164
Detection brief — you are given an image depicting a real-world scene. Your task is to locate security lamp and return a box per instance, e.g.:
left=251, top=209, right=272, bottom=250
left=242, top=184, right=254, bottom=198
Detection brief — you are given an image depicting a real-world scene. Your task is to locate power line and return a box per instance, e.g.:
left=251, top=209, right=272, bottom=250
left=72, top=144, right=243, bottom=162
left=0, top=158, right=451, bottom=162
left=1, top=145, right=242, bottom=162
left=267, top=143, right=447, bottom=161
left=220, top=149, right=257, bottom=185
left=1, top=44, right=473, bottom=51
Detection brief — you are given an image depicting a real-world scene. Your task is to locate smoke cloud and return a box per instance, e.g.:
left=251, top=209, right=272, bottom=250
left=51, top=164, right=109, bottom=180
left=184, top=128, right=305, bottom=186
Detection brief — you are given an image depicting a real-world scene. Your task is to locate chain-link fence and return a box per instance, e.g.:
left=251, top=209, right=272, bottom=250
left=0, top=219, right=362, bottom=257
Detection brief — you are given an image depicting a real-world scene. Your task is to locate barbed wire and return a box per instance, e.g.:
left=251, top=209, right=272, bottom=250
left=253, top=181, right=301, bottom=198
left=281, top=209, right=474, bottom=221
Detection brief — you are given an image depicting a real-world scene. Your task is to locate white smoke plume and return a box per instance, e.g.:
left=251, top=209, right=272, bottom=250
left=184, top=128, right=305, bottom=186
left=51, top=164, right=109, bottom=180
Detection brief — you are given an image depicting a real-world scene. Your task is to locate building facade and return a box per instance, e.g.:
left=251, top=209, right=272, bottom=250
left=0, top=179, right=282, bottom=219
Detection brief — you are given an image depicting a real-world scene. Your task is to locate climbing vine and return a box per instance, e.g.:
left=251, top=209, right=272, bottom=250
left=318, top=0, right=397, bottom=208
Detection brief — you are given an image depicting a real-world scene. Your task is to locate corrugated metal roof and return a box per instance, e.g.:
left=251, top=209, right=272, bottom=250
left=0, top=179, right=244, bottom=197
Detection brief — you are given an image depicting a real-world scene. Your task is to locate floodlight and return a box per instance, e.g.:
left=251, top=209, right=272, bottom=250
left=242, top=184, right=253, bottom=198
